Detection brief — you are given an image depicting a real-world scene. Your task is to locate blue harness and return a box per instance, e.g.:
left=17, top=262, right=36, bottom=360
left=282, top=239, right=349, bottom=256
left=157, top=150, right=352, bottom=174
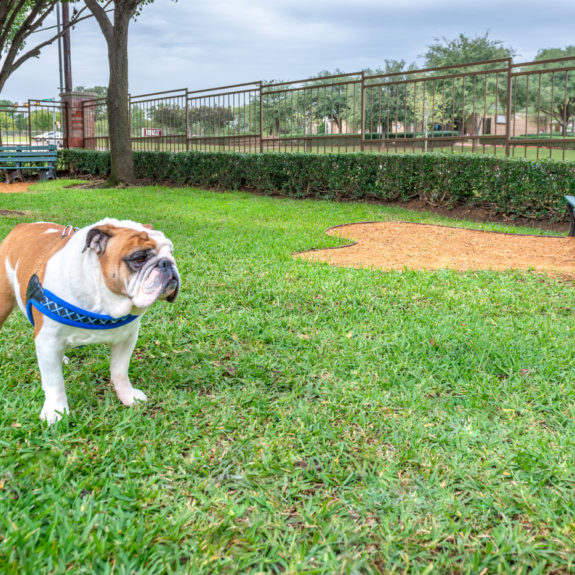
left=26, top=274, right=139, bottom=330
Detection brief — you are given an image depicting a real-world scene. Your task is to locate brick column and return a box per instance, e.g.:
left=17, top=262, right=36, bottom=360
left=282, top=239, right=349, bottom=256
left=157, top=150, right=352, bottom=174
left=60, top=91, right=99, bottom=149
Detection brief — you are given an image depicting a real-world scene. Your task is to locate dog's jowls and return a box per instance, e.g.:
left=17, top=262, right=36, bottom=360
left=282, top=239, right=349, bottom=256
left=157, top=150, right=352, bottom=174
left=0, top=218, right=180, bottom=423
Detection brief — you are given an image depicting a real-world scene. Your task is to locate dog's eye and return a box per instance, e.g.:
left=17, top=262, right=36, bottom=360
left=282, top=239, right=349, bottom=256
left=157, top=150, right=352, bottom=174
left=125, top=252, right=150, bottom=270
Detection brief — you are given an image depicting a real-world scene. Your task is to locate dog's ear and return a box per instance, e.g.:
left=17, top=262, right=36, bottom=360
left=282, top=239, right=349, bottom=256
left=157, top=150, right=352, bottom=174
left=83, top=226, right=115, bottom=254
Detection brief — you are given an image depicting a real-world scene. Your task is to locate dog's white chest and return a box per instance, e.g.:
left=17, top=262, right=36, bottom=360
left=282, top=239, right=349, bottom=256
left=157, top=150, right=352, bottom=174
left=47, top=321, right=142, bottom=349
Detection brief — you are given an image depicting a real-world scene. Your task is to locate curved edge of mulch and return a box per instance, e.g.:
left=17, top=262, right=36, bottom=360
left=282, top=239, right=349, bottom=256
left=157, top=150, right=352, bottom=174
left=294, top=219, right=566, bottom=258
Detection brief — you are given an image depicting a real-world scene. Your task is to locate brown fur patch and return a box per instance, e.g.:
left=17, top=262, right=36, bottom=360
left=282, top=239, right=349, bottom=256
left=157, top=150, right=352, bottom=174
left=88, top=225, right=158, bottom=296
left=0, top=223, right=74, bottom=334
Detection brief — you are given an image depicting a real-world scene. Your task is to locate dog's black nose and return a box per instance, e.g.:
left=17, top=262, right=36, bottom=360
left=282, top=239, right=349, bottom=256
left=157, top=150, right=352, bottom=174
left=157, top=258, right=172, bottom=270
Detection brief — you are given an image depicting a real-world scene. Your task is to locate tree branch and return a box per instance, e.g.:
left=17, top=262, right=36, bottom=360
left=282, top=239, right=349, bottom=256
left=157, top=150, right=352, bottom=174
left=2, top=2, right=56, bottom=76
left=0, top=0, right=90, bottom=94
left=83, top=0, right=114, bottom=44
left=0, top=0, right=51, bottom=52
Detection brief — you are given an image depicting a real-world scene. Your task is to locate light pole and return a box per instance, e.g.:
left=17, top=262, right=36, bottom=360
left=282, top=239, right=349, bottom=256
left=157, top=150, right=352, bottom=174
left=57, top=3, right=64, bottom=95
left=62, top=2, right=72, bottom=93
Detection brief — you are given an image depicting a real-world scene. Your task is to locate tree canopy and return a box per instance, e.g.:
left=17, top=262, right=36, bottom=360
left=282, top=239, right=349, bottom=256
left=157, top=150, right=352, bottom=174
left=0, top=1, right=84, bottom=95
left=423, top=32, right=516, bottom=69
left=530, top=46, right=575, bottom=135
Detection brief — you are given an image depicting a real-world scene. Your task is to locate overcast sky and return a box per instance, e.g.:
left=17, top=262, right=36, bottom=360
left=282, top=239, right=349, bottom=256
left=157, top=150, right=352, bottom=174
left=3, top=0, right=575, bottom=102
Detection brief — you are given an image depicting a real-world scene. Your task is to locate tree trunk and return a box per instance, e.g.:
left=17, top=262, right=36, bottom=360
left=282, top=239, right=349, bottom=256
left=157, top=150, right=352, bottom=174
left=334, top=116, right=342, bottom=134
left=83, top=0, right=138, bottom=187
left=106, top=17, right=134, bottom=186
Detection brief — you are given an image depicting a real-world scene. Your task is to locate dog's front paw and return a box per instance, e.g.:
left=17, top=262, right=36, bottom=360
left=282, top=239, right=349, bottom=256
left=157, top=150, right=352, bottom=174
left=40, top=402, right=69, bottom=424
left=117, top=388, right=148, bottom=407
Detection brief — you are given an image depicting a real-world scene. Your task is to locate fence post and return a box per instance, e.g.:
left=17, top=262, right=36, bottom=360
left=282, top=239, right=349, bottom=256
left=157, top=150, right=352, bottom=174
left=185, top=89, right=190, bottom=152
left=259, top=82, right=264, bottom=153
left=60, top=91, right=98, bottom=148
left=505, top=58, right=512, bottom=157
left=27, top=100, right=32, bottom=146
left=360, top=71, right=365, bottom=152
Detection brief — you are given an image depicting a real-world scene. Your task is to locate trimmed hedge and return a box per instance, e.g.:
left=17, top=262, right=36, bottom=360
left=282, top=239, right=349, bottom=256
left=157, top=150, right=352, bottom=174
left=511, top=133, right=575, bottom=140
left=60, top=149, right=575, bottom=221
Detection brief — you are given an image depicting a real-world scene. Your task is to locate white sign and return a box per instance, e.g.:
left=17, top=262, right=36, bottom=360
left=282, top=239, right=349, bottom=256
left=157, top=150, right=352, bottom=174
left=142, top=128, right=163, bottom=137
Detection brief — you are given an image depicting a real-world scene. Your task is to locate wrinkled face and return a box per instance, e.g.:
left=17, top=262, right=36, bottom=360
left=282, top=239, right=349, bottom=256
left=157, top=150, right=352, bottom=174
left=84, top=224, right=180, bottom=309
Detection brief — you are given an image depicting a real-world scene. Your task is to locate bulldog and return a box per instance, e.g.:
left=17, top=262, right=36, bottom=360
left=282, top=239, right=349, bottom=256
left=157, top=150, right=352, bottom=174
left=0, top=218, right=180, bottom=423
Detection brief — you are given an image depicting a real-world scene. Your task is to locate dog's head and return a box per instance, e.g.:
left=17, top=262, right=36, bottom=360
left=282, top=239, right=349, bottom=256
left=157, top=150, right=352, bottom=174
left=83, top=219, right=180, bottom=309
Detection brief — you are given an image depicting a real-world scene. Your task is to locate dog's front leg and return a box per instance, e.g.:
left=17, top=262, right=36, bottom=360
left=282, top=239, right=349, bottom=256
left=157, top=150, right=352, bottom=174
left=34, top=334, right=68, bottom=423
left=110, top=328, right=147, bottom=407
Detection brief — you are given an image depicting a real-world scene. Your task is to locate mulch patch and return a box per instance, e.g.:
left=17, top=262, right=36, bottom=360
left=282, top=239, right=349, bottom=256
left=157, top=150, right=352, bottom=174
left=297, top=221, right=575, bottom=278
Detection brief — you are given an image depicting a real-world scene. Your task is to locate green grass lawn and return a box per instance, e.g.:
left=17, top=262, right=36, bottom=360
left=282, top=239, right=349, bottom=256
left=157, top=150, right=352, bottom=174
left=2, top=181, right=575, bottom=573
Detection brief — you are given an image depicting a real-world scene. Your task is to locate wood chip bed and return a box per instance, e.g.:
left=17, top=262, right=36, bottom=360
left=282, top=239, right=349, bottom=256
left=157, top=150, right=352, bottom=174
left=297, top=222, right=575, bottom=278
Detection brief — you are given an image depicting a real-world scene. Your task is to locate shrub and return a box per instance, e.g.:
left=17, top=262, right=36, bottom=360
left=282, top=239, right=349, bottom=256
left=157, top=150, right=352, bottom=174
left=511, top=133, right=575, bottom=140
left=60, top=149, right=575, bottom=221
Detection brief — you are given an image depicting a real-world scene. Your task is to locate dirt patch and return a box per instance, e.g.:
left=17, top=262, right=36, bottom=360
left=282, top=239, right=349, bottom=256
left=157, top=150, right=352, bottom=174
left=0, top=210, right=25, bottom=216
left=0, top=182, right=31, bottom=194
left=297, top=221, right=575, bottom=278
left=66, top=179, right=112, bottom=190
left=0, top=183, right=29, bottom=216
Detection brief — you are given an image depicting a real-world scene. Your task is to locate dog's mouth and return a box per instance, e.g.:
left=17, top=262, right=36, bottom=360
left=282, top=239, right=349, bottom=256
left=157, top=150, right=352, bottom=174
left=163, top=276, right=180, bottom=302
left=157, top=261, right=180, bottom=303
left=130, top=261, right=180, bottom=308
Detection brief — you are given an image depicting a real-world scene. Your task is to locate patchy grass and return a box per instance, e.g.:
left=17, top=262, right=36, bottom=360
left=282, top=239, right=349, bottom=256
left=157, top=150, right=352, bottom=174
left=1, top=180, right=575, bottom=573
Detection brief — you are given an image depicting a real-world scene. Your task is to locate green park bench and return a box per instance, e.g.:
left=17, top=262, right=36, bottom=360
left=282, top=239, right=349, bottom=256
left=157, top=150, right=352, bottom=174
left=0, top=145, right=58, bottom=184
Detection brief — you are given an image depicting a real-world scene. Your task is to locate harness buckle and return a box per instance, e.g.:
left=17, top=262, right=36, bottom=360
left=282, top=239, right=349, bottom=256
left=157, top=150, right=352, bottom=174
left=61, top=225, right=78, bottom=239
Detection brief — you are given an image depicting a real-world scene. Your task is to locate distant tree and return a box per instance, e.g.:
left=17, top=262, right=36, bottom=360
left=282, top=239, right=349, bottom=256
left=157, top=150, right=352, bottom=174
left=362, top=60, right=414, bottom=136
left=188, top=105, right=233, bottom=136
left=258, top=80, right=294, bottom=137
left=75, top=85, right=108, bottom=121
left=30, top=108, right=56, bottom=131
left=310, top=69, right=357, bottom=134
left=130, top=104, right=147, bottom=135
left=423, top=33, right=516, bottom=135
left=0, top=1, right=84, bottom=96
left=0, top=100, right=15, bottom=145
left=75, top=85, right=108, bottom=98
left=152, top=103, right=186, bottom=135
left=424, top=32, right=515, bottom=69
left=0, top=99, right=32, bottom=145
left=532, top=46, right=575, bottom=136
left=406, top=80, right=447, bottom=149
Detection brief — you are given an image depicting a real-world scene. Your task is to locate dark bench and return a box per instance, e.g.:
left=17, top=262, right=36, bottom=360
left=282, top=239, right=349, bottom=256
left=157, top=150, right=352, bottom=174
left=0, top=145, right=58, bottom=184
left=566, top=196, right=575, bottom=236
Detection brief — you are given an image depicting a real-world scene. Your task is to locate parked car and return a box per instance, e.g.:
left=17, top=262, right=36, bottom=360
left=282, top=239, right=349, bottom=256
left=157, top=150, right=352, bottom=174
left=33, top=131, right=63, bottom=147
